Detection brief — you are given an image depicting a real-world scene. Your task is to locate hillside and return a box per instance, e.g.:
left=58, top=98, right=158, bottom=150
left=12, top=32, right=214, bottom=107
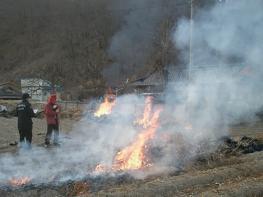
left=0, top=0, right=215, bottom=99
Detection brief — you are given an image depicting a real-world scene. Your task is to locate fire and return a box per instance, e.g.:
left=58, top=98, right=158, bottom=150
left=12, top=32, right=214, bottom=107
left=94, top=90, right=116, bottom=117
left=94, top=164, right=108, bottom=173
left=113, top=97, right=162, bottom=171
left=94, top=96, right=162, bottom=172
left=9, top=177, right=31, bottom=187
left=134, top=96, right=154, bottom=128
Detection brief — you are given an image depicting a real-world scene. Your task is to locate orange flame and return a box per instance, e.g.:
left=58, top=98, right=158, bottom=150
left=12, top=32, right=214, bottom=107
left=94, top=91, right=116, bottom=117
left=134, top=96, right=153, bottom=128
left=9, top=177, right=31, bottom=187
left=94, top=164, right=108, bottom=173
left=94, top=96, right=162, bottom=172
left=113, top=97, right=162, bottom=171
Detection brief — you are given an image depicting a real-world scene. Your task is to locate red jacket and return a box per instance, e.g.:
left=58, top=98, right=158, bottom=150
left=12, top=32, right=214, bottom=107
left=44, top=103, right=60, bottom=125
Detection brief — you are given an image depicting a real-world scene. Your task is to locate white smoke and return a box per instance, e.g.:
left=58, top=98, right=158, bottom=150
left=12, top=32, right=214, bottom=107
left=0, top=95, right=146, bottom=186
left=158, top=0, right=263, bottom=165
left=103, top=0, right=164, bottom=84
left=173, top=0, right=263, bottom=123
left=0, top=0, right=263, bottom=187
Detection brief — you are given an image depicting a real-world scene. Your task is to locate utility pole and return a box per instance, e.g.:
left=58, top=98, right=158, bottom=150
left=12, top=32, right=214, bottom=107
left=189, top=0, right=194, bottom=80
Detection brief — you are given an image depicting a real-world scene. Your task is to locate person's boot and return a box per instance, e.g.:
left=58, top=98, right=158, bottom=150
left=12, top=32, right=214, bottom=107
left=44, top=139, right=50, bottom=147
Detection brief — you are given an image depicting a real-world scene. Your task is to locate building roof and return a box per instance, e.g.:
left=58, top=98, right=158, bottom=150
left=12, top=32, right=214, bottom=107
left=0, top=83, right=21, bottom=99
left=21, top=78, right=63, bottom=92
left=128, top=70, right=164, bottom=87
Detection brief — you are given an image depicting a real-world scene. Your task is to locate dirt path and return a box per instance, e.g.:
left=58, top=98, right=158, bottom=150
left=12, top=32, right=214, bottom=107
left=0, top=117, right=75, bottom=153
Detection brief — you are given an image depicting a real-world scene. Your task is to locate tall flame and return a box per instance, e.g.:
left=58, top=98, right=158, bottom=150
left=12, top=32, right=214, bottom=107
left=113, top=96, right=162, bottom=171
left=134, top=96, right=153, bottom=128
left=94, top=90, right=116, bottom=117
left=94, top=96, right=162, bottom=172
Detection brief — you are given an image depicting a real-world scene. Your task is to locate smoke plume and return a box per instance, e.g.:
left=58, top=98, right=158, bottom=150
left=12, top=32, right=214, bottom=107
left=0, top=0, right=263, bottom=187
left=160, top=0, right=263, bottom=164
left=103, top=0, right=164, bottom=84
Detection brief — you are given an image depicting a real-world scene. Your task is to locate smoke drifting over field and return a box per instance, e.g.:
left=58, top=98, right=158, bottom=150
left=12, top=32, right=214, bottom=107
left=108, top=0, right=161, bottom=64
left=172, top=0, right=263, bottom=129
left=103, top=0, right=164, bottom=84
left=160, top=0, right=263, bottom=165
left=0, top=0, right=263, bottom=187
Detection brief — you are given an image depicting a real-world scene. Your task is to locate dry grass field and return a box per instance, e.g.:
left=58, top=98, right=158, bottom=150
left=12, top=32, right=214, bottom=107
left=0, top=116, right=262, bottom=196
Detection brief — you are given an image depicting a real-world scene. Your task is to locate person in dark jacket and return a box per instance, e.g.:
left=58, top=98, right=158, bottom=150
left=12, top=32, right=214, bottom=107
left=44, top=93, right=61, bottom=146
left=16, top=93, right=36, bottom=147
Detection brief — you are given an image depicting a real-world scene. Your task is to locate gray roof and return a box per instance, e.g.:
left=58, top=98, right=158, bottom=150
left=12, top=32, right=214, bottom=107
left=0, top=84, right=21, bottom=99
left=129, top=72, right=164, bottom=86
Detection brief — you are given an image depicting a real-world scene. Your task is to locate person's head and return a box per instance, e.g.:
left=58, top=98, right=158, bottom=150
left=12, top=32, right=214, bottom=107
left=48, top=94, right=57, bottom=104
left=22, top=93, right=30, bottom=101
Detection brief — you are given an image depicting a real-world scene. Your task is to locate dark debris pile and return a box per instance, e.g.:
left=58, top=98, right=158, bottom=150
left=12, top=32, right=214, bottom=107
left=193, top=136, right=263, bottom=168
left=218, top=136, right=263, bottom=155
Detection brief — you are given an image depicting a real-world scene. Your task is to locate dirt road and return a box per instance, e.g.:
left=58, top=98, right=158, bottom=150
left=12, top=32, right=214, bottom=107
left=0, top=117, right=75, bottom=153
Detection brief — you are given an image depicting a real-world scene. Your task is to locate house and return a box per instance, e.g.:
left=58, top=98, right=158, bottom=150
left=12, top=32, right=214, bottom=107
left=123, top=69, right=166, bottom=95
left=0, top=82, right=21, bottom=100
left=21, top=78, right=62, bottom=101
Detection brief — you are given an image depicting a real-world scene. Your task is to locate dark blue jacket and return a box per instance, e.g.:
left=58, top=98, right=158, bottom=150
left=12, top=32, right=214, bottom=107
left=16, top=100, right=35, bottom=130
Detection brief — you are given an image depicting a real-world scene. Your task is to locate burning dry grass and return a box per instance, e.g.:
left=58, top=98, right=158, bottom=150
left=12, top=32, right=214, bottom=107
left=113, top=105, right=162, bottom=171
left=8, top=177, right=31, bottom=187
left=0, top=137, right=263, bottom=196
left=89, top=151, right=263, bottom=197
left=94, top=91, right=116, bottom=118
left=1, top=92, right=263, bottom=196
left=94, top=96, right=163, bottom=173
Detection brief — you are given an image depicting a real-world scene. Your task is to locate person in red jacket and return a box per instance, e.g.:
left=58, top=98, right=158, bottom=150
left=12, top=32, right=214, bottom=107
left=44, top=93, right=61, bottom=146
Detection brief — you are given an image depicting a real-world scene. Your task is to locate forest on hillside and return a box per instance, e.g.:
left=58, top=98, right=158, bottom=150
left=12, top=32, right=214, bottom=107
left=0, top=0, right=213, bottom=99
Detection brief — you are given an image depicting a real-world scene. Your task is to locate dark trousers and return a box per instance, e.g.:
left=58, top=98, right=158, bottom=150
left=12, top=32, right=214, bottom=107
left=18, top=125, right=32, bottom=144
left=45, top=124, right=59, bottom=144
